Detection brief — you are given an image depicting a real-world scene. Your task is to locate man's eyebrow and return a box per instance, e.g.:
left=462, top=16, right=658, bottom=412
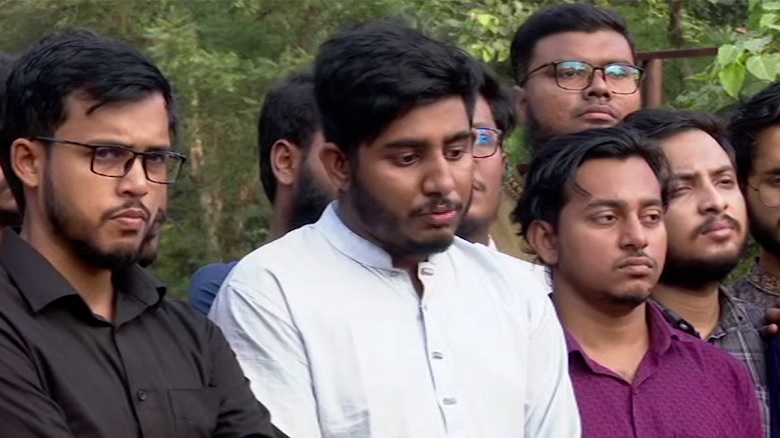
left=381, top=139, right=428, bottom=150
left=381, top=131, right=473, bottom=150
left=710, top=165, right=736, bottom=177
left=444, top=130, right=474, bottom=144
left=672, top=165, right=735, bottom=182
left=763, top=167, right=780, bottom=176
left=85, top=139, right=172, bottom=151
left=584, top=197, right=662, bottom=210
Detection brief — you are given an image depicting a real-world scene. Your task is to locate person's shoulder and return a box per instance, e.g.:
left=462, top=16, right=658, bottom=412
left=192, top=261, right=238, bottom=282
left=671, top=328, right=753, bottom=376
left=452, top=239, right=549, bottom=286
left=237, top=225, right=320, bottom=268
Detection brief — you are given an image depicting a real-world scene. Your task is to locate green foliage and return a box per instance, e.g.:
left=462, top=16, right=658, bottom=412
left=0, top=0, right=769, bottom=296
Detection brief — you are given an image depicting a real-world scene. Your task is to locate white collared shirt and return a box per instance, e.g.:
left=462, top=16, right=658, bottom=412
left=209, top=203, right=580, bottom=438
left=485, top=235, right=551, bottom=296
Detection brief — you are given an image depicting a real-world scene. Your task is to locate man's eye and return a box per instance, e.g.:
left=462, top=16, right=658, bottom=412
left=94, top=147, right=126, bottom=160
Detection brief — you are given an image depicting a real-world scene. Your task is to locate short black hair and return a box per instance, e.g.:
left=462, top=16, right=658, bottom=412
left=727, top=82, right=780, bottom=185
left=476, top=62, right=516, bottom=136
left=510, top=3, right=635, bottom=83
left=0, top=53, right=17, bottom=99
left=0, top=53, right=18, bottom=130
left=623, top=108, right=735, bottom=164
left=258, top=71, right=321, bottom=204
left=513, top=127, right=669, bottom=243
left=314, top=20, right=479, bottom=157
left=0, top=29, right=178, bottom=212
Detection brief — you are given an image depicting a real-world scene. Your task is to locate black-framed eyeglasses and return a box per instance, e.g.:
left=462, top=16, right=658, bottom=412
left=521, top=60, right=645, bottom=95
left=749, top=179, right=780, bottom=208
left=35, top=136, right=187, bottom=184
left=473, top=127, right=503, bottom=159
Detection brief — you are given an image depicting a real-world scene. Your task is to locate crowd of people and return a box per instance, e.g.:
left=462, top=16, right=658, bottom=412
left=0, top=2, right=777, bottom=438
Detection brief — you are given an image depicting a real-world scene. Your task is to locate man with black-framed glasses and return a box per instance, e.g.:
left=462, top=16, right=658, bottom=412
left=0, top=29, right=285, bottom=438
left=730, top=83, right=780, bottom=309
left=510, top=3, right=643, bottom=149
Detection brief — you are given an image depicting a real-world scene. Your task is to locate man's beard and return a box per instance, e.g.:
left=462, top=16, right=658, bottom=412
left=348, top=173, right=467, bottom=258
left=660, top=215, right=747, bottom=290
left=659, top=244, right=745, bottom=290
left=289, top=164, right=334, bottom=230
left=524, top=111, right=556, bottom=155
left=0, top=209, right=20, bottom=229
left=748, top=208, right=780, bottom=259
left=45, top=171, right=143, bottom=270
left=455, top=215, right=489, bottom=244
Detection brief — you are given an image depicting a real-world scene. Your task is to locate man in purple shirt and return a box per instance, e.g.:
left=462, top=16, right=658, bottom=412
left=513, top=126, right=762, bottom=437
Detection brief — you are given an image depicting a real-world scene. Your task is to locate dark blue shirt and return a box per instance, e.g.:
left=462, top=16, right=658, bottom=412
left=189, top=261, right=238, bottom=316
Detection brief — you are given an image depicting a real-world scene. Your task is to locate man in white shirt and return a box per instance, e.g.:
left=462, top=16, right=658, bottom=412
left=209, top=20, right=580, bottom=438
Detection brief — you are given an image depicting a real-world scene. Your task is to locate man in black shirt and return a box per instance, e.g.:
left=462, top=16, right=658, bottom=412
left=0, top=30, right=284, bottom=438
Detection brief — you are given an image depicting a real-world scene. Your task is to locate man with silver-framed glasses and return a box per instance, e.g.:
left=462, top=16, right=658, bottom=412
left=456, top=62, right=515, bottom=248
left=0, top=29, right=285, bottom=438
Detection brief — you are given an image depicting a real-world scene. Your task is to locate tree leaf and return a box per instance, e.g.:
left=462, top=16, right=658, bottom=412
left=719, top=62, right=746, bottom=98
left=741, top=36, right=772, bottom=54
left=747, top=55, right=778, bottom=81
left=717, top=44, right=741, bottom=66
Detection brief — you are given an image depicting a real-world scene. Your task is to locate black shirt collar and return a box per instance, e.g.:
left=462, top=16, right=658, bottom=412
left=0, top=230, right=166, bottom=321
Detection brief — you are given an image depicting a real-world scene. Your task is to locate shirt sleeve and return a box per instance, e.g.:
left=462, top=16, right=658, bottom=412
left=523, top=293, right=582, bottom=437
left=189, top=262, right=236, bottom=316
left=208, top=264, right=322, bottom=438
left=205, top=319, right=289, bottom=438
left=0, top=318, right=75, bottom=437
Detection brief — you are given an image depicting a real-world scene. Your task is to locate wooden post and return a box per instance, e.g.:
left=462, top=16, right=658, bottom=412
left=642, top=58, right=665, bottom=108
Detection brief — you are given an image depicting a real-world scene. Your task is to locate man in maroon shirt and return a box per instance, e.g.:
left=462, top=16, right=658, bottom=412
left=513, top=126, right=762, bottom=437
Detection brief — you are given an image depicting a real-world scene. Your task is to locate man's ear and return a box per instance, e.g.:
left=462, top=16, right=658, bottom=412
left=319, top=142, right=351, bottom=192
left=513, top=85, right=529, bottom=126
left=11, top=138, right=44, bottom=193
left=270, top=139, right=302, bottom=188
left=527, top=219, right=559, bottom=266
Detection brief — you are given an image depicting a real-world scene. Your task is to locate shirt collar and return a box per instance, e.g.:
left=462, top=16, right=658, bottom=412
left=562, top=301, right=683, bottom=360
left=745, top=262, right=780, bottom=297
left=0, top=230, right=165, bottom=317
left=654, top=286, right=756, bottom=340
left=317, top=201, right=447, bottom=271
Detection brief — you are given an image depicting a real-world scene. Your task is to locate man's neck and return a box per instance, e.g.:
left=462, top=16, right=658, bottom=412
left=554, top=285, right=649, bottom=382
left=21, top=217, right=116, bottom=322
left=457, top=223, right=490, bottom=246
left=760, top=249, right=780, bottom=279
left=652, top=282, right=720, bottom=339
left=267, top=208, right=289, bottom=243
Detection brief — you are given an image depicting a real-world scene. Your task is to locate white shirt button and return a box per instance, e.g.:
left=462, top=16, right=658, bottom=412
left=442, top=397, right=457, bottom=406
left=431, top=351, right=444, bottom=360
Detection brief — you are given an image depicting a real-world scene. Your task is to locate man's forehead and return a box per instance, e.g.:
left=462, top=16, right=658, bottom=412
left=661, top=130, right=732, bottom=174
left=569, top=158, right=661, bottom=204
left=530, top=30, right=634, bottom=66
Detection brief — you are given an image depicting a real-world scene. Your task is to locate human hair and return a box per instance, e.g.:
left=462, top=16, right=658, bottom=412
left=623, top=108, right=735, bottom=164
left=0, top=53, right=17, bottom=100
left=313, top=20, right=480, bottom=157
left=476, top=62, right=516, bottom=136
left=727, top=82, right=780, bottom=185
left=258, top=71, right=321, bottom=204
left=0, top=29, right=178, bottom=212
left=512, top=127, right=670, bottom=243
left=510, top=3, right=635, bottom=83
